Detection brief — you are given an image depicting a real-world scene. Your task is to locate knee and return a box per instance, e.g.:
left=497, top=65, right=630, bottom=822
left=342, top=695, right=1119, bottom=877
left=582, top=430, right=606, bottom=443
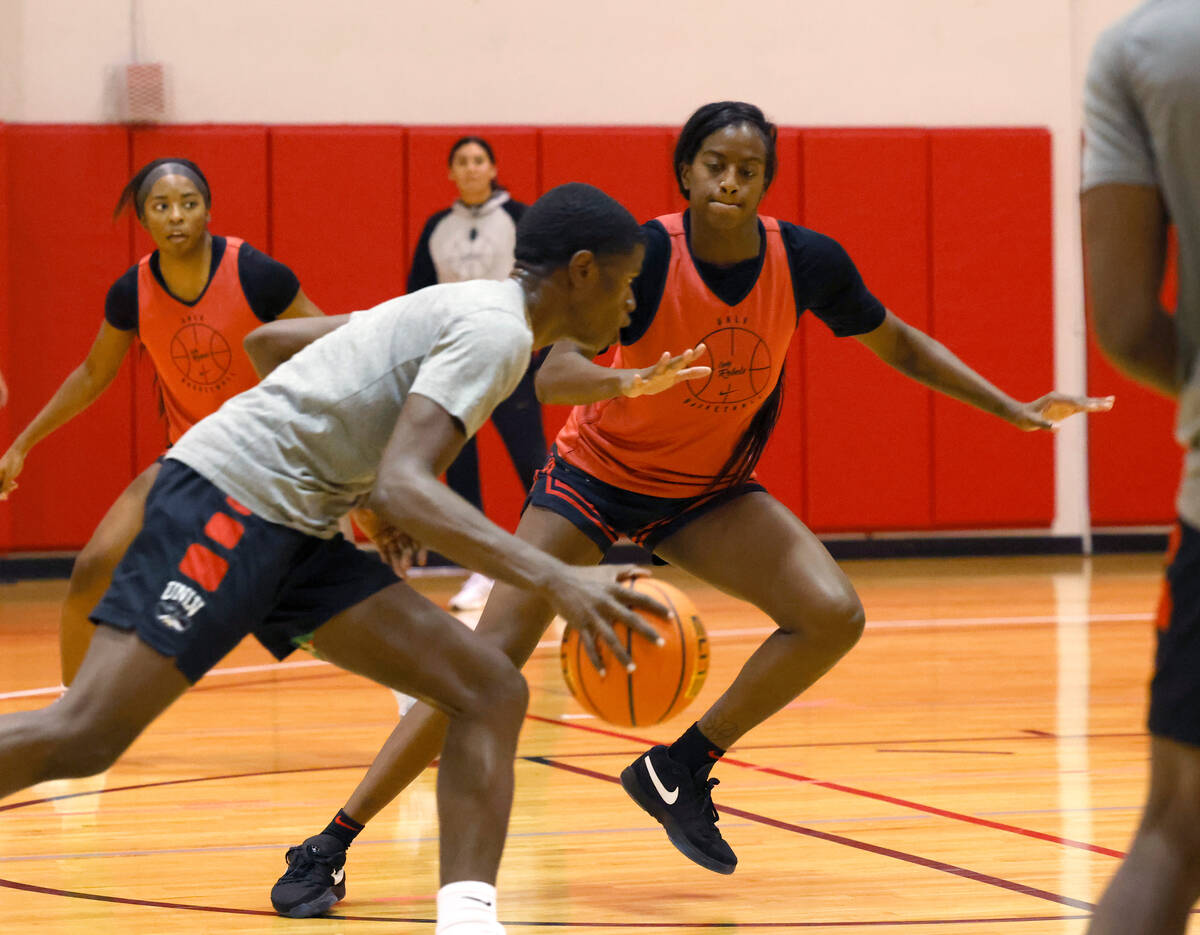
left=781, top=586, right=866, bottom=654
left=463, top=651, right=530, bottom=725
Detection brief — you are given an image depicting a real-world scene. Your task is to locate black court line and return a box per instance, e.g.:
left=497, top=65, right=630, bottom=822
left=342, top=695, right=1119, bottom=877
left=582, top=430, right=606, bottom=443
left=0, top=758, right=1094, bottom=927
left=528, top=755, right=1095, bottom=912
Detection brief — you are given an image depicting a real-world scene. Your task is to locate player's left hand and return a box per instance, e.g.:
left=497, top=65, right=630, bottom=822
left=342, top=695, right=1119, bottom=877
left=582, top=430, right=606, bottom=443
left=1010, top=393, right=1115, bottom=431
left=351, top=507, right=426, bottom=577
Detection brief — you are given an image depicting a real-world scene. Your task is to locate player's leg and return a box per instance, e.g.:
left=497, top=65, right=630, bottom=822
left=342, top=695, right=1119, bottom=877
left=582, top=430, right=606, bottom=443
left=1086, top=737, right=1200, bottom=934
left=271, top=504, right=604, bottom=917
left=446, top=437, right=494, bottom=610
left=312, top=583, right=531, bottom=887
left=621, top=489, right=863, bottom=873
left=0, top=624, right=189, bottom=800
left=1088, top=520, right=1200, bottom=933
left=59, top=460, right=161, bottom=684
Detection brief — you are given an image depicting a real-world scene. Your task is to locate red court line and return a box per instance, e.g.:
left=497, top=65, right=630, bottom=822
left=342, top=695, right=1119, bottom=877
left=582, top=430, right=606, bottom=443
left=529, top=755, right=1094, bottom=912
left=525, top=713, right=1126, bottom=859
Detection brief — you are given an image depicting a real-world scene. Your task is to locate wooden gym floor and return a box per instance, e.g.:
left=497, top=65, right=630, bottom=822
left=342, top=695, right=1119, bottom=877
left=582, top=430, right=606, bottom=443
left=0, top=553, right=1181, bottom=933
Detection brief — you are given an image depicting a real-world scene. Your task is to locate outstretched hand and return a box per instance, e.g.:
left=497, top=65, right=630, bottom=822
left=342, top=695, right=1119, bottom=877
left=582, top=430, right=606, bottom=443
left=548, top=565, right=667, bottom=675
left=622, top=344, right=712, bottom=399
left=0, top=447, right=25, bottom=501
left=1011, top=393, right=1115, bottom=431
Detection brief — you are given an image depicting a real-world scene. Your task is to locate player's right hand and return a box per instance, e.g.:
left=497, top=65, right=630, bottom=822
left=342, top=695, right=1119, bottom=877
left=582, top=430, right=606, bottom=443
left=621, top=344, right=711, bottom=398
left=547, top=565, right=668, bottom=676
left=0, top=447, right=25, bottom=500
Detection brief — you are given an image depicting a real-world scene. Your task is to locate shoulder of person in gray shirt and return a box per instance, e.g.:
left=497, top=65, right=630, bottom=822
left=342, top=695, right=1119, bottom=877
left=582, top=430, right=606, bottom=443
left=167, top=278, right=532, bottom=538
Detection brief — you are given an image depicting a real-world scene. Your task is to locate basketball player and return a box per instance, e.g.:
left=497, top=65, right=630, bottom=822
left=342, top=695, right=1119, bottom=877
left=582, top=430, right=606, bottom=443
left=271, top=102, right=1113, bottom=915
left=1081, top=2, right=1200, bottom=932
left=0, top=182, right=668, bottom=935
left=0, top=158, right=324, bottom=684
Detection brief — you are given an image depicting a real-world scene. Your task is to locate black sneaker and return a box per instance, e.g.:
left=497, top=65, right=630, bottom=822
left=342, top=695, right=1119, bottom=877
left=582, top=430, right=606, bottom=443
left=620, top=745, right=737, bottom=874
left=270, top=833, right=347, bottom=918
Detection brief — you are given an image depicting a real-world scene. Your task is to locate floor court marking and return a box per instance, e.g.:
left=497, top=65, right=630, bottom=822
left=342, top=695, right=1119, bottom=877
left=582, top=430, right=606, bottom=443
left=528, top=756, right=1093, bottom=911
left=0, top=610, right=1155, bottom=702
left=0, top=879, right=1093, bottom=928
left=1, top=760, right=1095, bottom=927
left=526, top=714, right=1127, bottom=859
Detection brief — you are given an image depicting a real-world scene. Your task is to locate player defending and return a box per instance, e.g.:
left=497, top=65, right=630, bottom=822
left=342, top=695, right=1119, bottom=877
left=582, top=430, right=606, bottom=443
left=0, top=183, right=666, bottom=935
left=270, top=101, right=1114, bottom=917
left=1081, top=2, right=1200, bottom=932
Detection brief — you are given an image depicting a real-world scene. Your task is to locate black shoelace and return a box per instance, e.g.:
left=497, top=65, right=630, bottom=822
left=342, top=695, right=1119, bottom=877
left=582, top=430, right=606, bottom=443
left=279, top=845, right=333, bottom=884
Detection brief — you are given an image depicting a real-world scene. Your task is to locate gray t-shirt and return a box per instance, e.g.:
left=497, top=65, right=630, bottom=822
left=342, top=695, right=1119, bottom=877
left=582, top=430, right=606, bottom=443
left=168, top=278, right=532, bottom=538
left=1081, top=0, right=1200, bottom=523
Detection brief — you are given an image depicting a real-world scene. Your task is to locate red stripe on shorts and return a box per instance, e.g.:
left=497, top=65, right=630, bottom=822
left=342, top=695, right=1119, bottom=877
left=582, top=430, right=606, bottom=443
left=225, top=496, right=252, bottom=516
left=204, top=512, right=244, bottom=550
left=179, top=543, right=230, bottom=592
left=1155, top=523, right=1183, bottom=632
left=545, top=476, right=620, bottom=544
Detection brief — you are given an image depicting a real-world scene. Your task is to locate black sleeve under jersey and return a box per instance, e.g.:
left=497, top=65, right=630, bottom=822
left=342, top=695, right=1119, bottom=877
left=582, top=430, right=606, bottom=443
left=104, top=265, right=140, bottom=331
left=501, top=198, right=527, bottom=224
left=237, top=242, right=301, bottom=323
left=408, top=211, right=449, bottom=293
left=781, top=222, right=887, bottom=337
left=620, top=219, right=670, bottom=346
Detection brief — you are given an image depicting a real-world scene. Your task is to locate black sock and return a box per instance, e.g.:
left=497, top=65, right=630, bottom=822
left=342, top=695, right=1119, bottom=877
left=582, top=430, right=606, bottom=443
left=321, top=809, right=364, bottom=848
left=669, top=722, right=726, bottom=777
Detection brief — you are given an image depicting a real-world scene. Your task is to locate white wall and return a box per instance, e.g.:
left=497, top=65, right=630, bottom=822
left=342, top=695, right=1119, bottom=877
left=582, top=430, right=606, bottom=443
left=2, top=0, right=1147, bottom=538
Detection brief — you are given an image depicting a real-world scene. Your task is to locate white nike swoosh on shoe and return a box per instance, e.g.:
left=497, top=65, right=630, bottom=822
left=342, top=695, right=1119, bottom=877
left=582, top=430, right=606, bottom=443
left=644, top=755, right=679, bottom=805
left=331, top=868, right=345, bottom=885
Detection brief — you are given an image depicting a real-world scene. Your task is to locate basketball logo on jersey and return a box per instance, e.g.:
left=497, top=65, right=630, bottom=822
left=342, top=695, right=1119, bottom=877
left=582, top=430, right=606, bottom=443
left=169, top=313, right=235, bottom=392
left=685, top=321, right=772, bottom=411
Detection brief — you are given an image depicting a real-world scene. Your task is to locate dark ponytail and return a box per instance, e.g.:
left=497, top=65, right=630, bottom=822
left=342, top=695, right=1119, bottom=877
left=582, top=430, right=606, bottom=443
left=704, top=367, right=786, bottom=494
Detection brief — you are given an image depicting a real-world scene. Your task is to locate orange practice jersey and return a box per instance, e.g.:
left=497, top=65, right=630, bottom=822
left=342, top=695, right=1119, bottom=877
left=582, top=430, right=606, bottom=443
left=556, top=213, right=797, bottom=497
left=136, top=237, right=264, bottom=443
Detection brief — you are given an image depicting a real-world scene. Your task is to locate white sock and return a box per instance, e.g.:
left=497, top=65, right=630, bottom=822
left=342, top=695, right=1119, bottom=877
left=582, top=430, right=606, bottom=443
left=436, top=881, right=502, bottom=934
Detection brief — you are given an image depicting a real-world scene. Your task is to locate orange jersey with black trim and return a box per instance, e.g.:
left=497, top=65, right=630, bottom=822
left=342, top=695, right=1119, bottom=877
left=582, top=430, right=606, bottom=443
left=555, top=213, right=797, bottom=497
left=136, top=237, right=263, bottom=443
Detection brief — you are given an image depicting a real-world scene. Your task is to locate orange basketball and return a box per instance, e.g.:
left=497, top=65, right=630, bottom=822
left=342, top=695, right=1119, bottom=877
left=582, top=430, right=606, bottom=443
left=560, top=578, right=709, bottom=726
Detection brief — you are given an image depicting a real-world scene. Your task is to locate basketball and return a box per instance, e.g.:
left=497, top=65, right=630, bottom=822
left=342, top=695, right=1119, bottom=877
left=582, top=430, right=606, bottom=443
left=560, top=578, right=709, bottom=726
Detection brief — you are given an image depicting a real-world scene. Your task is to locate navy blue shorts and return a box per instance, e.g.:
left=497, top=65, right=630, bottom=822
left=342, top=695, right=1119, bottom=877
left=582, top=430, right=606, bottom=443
left=1149, top=519, right=1200, bottom=746
left=91, top=459, right=399, bottom=683
left=523, top=449, right=766, bottom=556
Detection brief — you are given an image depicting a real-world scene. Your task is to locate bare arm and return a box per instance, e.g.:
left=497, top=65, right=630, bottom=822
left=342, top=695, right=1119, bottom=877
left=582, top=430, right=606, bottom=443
left=535, top=340, right=710, bottom=405
left=0, top=322, right=135, bottom=497
left=369, top=393, right=665, bottom=671
left=243, top=312, right=352, bottom=378
left=856, top=309, right=1112, bottom=429
left=1081, top=183, right=1177, bottom=398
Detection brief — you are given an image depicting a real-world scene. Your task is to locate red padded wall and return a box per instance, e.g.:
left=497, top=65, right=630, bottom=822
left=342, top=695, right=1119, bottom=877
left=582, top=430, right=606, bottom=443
left=800, top=130, right=934, bottom=532
left=0, top=125, right=11, bottom=551
left=928, top=129, right=1055, bottom=527
left=5, top=127, right=135, bottom=550
left=270, top=126, right=407, bottom=315
left=129, top=127, right=270, bottom=468
left=1087, top=228, right=1179, bottom=524
left=541, top=128, right=678, bottom=223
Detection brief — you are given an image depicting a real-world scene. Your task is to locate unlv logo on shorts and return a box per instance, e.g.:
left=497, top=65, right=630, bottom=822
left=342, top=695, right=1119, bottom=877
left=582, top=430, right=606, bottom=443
left=688, top=326, right=772, bottom=405
left=170, top=318, right=233, bottom=390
